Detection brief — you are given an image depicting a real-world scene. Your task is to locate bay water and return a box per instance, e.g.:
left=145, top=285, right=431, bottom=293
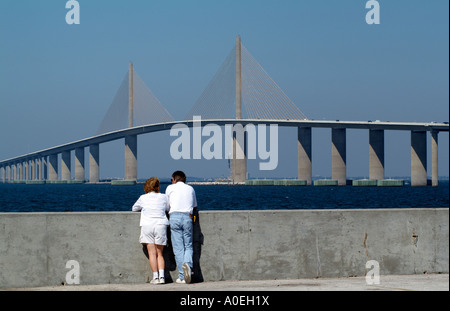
left=0, top=181, right=448, bottom=213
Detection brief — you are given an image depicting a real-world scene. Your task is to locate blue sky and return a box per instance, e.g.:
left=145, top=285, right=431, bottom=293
left=0, top=0, right=448, bottom=180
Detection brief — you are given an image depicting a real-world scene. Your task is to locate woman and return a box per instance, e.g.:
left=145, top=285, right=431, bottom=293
left=132, top=177, right=169, bottom=284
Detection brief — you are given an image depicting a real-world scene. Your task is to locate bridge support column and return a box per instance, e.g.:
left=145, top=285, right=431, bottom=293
left=24, top=161, right=29, bottom=181
left=31, top=159, right=36, bottom=180
left=125, top=135, right=137, bottom=182
left=89, top=144, right=100, bottom=183
left=42, top=157, right=47, bottom=180
left=17, top=163, right=22, bottom=181
left=35, top=159, right=40, bottom=180
left=48, top=155, right=58, bottom=181
left=61, top=151, right=71, bottom=181
left=369, top=129, right=385, bottom=180
left=36, top=157, right=42, bottom=180
left=232, top=133, right=247, bottom=183
left=37, top=158, right=42, bottom=181
left=24, top=161, right=27, bottom=180
left=30, top=160, right=34, bottom=180
left=298, top=127, right=312, bottom=185
left=12, top=164, right=16, bottom=181
left=431, top=131, right=438, bottom=187
left=30, top=160, right=34, bottom=181
left=36, top=158, right=41, bottom=180
left=75, top=147, right=85, bottom=182
left=1, top=166, right=4, bottom=183
left=411, top=131, right=427, bottom=187
left=332, top=128, right=347, bottom=186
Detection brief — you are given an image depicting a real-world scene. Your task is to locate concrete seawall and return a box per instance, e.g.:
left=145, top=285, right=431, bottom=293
left=0, top=209, right=448, bottom=288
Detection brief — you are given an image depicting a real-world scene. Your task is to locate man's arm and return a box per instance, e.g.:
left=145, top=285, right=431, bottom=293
left=164, top=194, right=170, bottom=213
left=192, top=188, right=198, bottom=211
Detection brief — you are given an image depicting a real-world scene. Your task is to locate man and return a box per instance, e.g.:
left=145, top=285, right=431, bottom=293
left=166, top=170, right=197, bottom=284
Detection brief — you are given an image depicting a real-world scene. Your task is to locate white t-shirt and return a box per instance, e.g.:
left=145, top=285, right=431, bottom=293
left=132, top=192, right=170, bottom=226
left=166, top=181, right=198, bottom=214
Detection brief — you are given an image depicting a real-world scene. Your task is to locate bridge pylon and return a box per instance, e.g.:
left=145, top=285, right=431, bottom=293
left=125, top=62, right=137, bottom=183
left=232, top=36, right=247, bottom=183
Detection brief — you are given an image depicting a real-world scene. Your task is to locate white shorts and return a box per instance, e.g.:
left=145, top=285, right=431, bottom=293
left=139, top=225, right=168, bottom=246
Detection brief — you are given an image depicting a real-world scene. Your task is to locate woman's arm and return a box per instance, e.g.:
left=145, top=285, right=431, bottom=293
left=132, top=197, right=143, bottom=212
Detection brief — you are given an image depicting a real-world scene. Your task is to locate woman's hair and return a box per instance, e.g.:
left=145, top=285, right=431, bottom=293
left=144, top=177, right=160, bottom=193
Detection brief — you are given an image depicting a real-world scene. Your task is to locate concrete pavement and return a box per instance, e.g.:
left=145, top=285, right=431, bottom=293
left=3, top=274, right=448, bottom=291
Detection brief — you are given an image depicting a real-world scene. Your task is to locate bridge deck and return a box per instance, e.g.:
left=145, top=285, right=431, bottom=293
left=0, top=119, right=448, bottom=165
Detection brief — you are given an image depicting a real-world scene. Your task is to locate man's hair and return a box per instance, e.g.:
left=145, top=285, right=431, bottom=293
left=172, top=171, right=186, bottom=183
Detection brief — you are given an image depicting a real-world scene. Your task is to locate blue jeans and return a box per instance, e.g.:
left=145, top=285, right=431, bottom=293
left=169, top=212, right=193, bottom=279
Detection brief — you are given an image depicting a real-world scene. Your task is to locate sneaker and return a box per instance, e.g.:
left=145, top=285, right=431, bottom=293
left=150, top=278, right=160, bottom=285
left=176, top=278, right=186, bottom=284
left=182, top=264, right=192, bottom=284
left=159, top=277, right=165, bottom=284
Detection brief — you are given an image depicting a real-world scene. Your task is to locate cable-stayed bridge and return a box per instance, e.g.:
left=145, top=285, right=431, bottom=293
left=0, top=37, right=448, bottom=186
